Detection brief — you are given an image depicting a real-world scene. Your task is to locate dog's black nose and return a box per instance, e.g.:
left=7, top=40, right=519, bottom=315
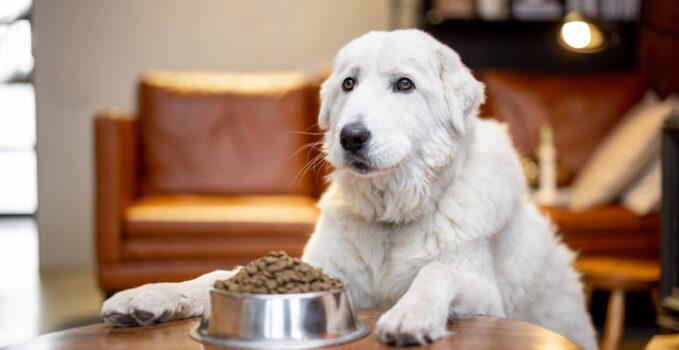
left=340, top=122, right=371, bottom=153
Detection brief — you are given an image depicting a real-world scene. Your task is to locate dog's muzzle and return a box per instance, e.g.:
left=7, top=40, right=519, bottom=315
left=339, top=122, right=375, bottom=174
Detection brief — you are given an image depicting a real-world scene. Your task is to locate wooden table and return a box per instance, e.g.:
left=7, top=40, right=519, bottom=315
left=11, top=309, right=582, bottom=349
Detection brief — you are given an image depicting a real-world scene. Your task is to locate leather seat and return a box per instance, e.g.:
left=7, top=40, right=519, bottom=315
left=124, top=195, right=319, bottom=236
left=542, top=205, right=659, bottom=260
left=122, top=195, right=319, bottom=260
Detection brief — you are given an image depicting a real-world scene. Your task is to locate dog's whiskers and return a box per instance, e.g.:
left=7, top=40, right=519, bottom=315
left=290, top=123, right=324, bottom=136
left=288, top=141, right=324, bottom=160
left=290, top=148, right=328, bottom=188
left=292, top=131, right=325, bottom=136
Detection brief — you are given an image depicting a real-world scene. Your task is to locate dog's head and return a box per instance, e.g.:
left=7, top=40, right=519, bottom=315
left=318, top=29, right=485, bottom=177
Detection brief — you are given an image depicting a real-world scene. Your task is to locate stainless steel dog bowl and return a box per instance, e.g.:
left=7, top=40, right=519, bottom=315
left=190, top=286, right=370, bottom=349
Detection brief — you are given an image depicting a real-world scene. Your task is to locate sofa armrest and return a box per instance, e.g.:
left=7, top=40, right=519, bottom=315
left=95, top=112, right=138, bottom=265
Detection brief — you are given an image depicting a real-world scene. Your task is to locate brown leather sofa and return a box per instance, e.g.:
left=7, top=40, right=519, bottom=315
left=96, top=71, right=326, bottom=292
left=96, top=69, right=659, bottom=294
left=96, top=67, right=665, bottom=295
left=477, top=71, right=660, bottom=261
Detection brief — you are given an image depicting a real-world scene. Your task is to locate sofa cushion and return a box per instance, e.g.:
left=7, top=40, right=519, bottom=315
left=478, top=70, right=645, bottom=177
left=621, top=156, right=661, bottom=216
left=139, top=71, right=318, bottom=196
left=542, top=205, right=659, bottom=260
left=570, top=93, right=676, bottom=210
left=124, top=194, right=319, bottom=236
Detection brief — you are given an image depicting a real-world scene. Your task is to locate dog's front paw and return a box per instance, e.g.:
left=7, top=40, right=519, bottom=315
left=101, top=283, right=199, bottom=327
left=376, top=301, right=449, bottom=346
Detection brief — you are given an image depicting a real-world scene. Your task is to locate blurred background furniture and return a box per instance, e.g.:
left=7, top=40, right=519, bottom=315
left=475, top=2, right=679, bottom=347
left=658, top=105, right=679, bottom=333
left=649, top=0, right=679, bottom=336
left=478, top=70, right=660, bottom=260
left=477, top=67, right=663, bottom=350
left=95, top=71, right=325, bottom=293
left=576, top=257, right=660, bottom=350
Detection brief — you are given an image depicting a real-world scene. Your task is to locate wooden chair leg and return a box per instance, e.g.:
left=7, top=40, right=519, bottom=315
left=602, top=289, right=625, bottom=350
left=649, top=287, right=676, bottom=334
left=650, top=287, right=662, bottom=317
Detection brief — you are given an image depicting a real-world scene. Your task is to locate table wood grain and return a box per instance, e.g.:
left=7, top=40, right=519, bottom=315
left=10, top=309, right=583, bottom=349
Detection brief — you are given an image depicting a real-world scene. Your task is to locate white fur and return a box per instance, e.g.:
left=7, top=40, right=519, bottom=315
left=101, top=29, right=596, bottom=350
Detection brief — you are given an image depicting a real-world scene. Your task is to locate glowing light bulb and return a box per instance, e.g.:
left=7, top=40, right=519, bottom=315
left=561, top=21, right=592, bottom=49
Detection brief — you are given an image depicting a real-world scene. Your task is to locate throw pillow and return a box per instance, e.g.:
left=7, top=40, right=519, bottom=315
left=570, top=92, right=677, bottom=210
left=621, top=156, right=661, bottom=216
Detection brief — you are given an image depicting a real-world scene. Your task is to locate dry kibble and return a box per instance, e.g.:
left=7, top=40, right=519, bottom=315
left=301, top=271, right=315, bottom=282
left=269, top=260, right=288, bottom=272
left=213, top=251, right=345, bottom=294
left=245, top=264, right=257, bottom=275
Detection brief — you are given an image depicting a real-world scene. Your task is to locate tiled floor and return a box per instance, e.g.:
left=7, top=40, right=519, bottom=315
left=0, top=217, right=665, bottom=349
left=0, top=217, right=103, bottom=348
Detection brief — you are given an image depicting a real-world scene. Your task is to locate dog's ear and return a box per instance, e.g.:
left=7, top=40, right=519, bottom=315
left=317, top=77, right=337, bottom=130
left=437, top=45, right=485, bottom=135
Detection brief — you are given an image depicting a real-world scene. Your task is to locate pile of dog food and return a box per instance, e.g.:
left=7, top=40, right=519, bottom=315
left=213, top=251, right=344, bottom=294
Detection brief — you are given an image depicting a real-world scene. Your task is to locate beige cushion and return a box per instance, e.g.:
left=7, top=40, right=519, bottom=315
left=124, top=194, right=320, bottom=236
left=621, top=156, right=661, bottom=216
left=571, top=92, right=677, bottom=211
left=126, top=194, right=319, bottom=224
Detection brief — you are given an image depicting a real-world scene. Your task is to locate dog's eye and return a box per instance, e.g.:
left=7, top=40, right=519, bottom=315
left=396, top=78, right=414, bottom=92
left=342, top=78, right=355, bottom=92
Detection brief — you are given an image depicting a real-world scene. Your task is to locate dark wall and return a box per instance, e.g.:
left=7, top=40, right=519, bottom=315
left=424, top=19, right=638, bottom=73
left=639, top=0, right=679, bottom=97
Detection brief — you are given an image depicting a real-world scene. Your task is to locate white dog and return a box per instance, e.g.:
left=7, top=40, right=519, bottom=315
left=102, top=29, right=596, bottom=349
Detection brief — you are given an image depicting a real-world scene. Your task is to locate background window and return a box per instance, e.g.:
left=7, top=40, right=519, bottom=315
left=0, top=0, right=36, bottom=214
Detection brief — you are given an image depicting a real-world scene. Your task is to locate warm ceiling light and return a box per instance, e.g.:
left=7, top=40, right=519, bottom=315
left=558, top=12, right=605, bottom=53
left=562, top=21, right=591, bottom=48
